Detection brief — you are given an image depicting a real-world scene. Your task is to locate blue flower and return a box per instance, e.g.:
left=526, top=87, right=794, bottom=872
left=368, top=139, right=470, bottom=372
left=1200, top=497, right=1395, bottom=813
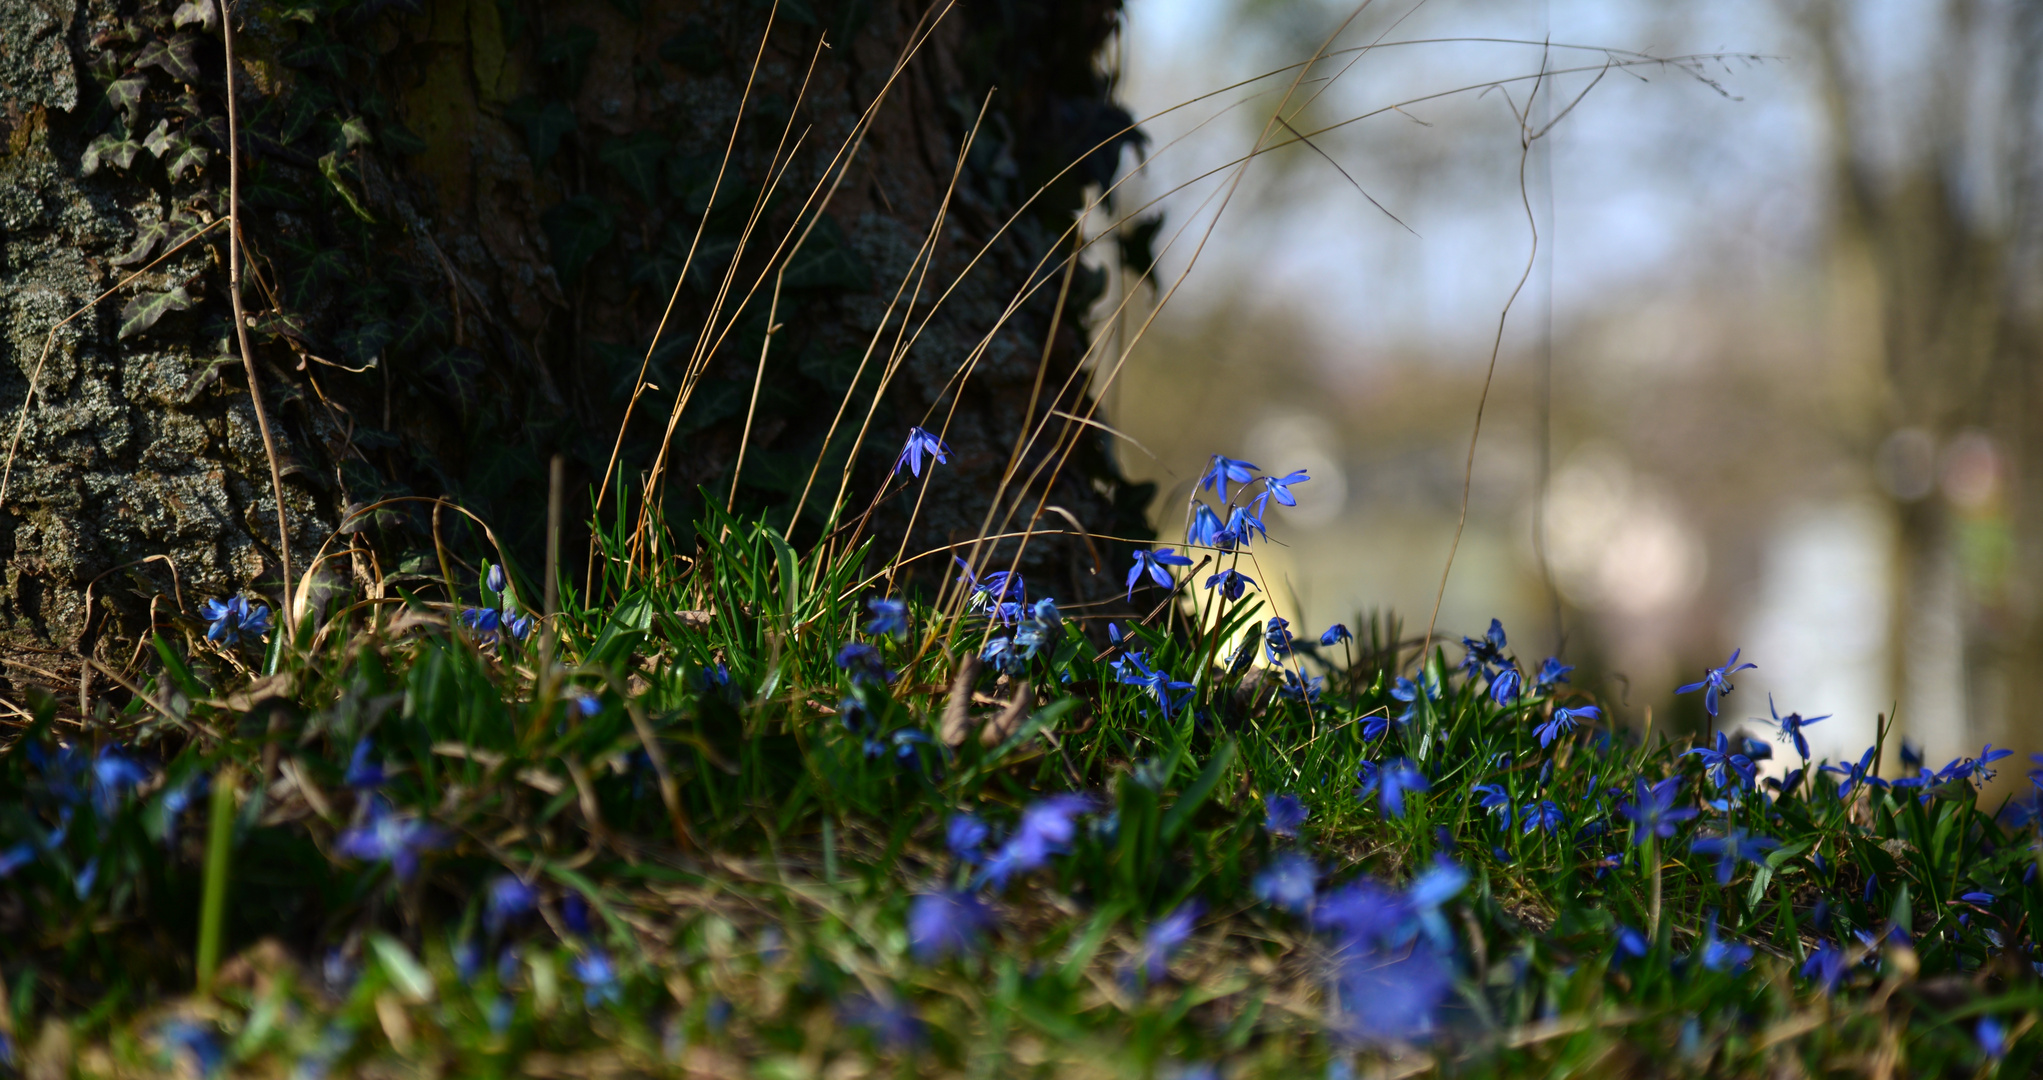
left=1520, top=800, right=1565, bottom=835
left=1204, top=569, right=1256, bottom=600
left=1389, top=672, right=1440, bottom=724
left=1459, top=619, right=1509, bottom=678
left=1257, top=469, right=1311, bottom=509
left=836, top=642, right=893, bottom=685
left=345, top=738, right=384, bottom=789
left=1126, top=548, right=1193, bottom=600
left=1013, top=598, right=1062, bottom=659
left=1117, top=652, right=1195, bottom=719
left=865, top=597, right=909, bottom=637
left=1224, top=505, right=1268, bottom=546
left=573, top=949, right=621, bottom=1006
left=1699, top=914, right=1753, bottom=971
left=199, top=595, right=272, bottom=646
left=1132, top=900, right=1203, bottom=982
left=947, top=813, right=989, bottom=863
left=1252, top=852, right=1318, bottom=913
left=1764, top=694, right=1829, bottom=760
left=1616, top=925, right=1649, bottom=961
left=1199, top=454, right=1261, bottom=501
left=908, top=890, right=992, bottom=962
left=1264, top=794, right=1307, bottom=837
left=460, top=606, right=532, bottom=641
left=1685, top=732, right=1757, bottom=789
left=1534, top=657, right=1573, bottom=687
left=894, top=426, right=951, bottom=477
left=161, top=1020, right=224, bottom=1077
left=980, top=635, right=1026, bottom=676
left=1978, top=1017, right=2009, bottom=1061
left=485, top=874, right=537, bottom=935
left=951, top=557, right=1025, bottom=614
left=1534, top=704, right=1598, bottom=749
left=1675, top=648, right=1756, bottom=717
left=1800, top=941, right=1850, bottom=993
left=841, top=994, right=924, bottom=1049
left=1488, top=663, right=1523, bottom=705
left=336, top=799, right=448, bottom=881
left=1472, top=783, right=1514, bottom=828
left=1188, top=503, right=1228, bottom=548
left=1618, top=777, right=1698, bottom=846
left=1358, top=758, right=1429, bottom=818
left=983, top=794, right=1093, bottom=888
left=1690, top=828, right=1781, bottom=885
left=1821, top=746, right=1890, bottom=797
left=90, top=748, right=149, bottom=817
left=1320, top=623, right=1351, bottom=647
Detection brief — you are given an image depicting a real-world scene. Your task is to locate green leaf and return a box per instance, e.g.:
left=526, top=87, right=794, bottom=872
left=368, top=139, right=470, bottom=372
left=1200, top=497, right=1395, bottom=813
left=118, top=285, right=193, bottom=339
left=340, top=116, right=374, bottom=150
left=167, top=143, right=211, bottom=181
left=780, top=213, right=871, bottom=291
left=173, top=0, right=219, bottom=30
left=318, top=152, right=377, bottom=223
left=540, top=195, right=616, bottom=286
left=367, top=934, right=434, bottom=1003
left=83, top=128, right=143, bottom=176
left=136, top=34, right=203, bottom=84
left=505, top=96, right=577, bottom=167
left=598, top=132, right=668, bottom=203
left=112, top=220, right=172, bottom=267
left=659, top=20, right=723, bottom=74
left=380, top=123, right=427, bottom=155
left=1160, top=738, right=1237, bottom=844
left=105, top=74, right=149, bottom=126
left=141, top=119, right=177, bottom=159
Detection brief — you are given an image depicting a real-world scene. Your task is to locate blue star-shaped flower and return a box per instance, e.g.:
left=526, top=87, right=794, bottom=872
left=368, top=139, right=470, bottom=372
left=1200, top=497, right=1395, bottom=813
left=1676, top=648, right=1757, bottom=717
left=199, top=595, right=272, bottom=645
left=1204, top=568, right=1256, bottom=600
left=894, top=426, right=951, bottom=477
left=1198, top=454, right=1260, bottom=501
left=1125, top=548, right=1193, bottom=600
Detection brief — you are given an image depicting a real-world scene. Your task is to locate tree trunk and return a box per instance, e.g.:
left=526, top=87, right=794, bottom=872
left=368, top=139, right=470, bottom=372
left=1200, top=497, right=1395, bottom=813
left=0, top=0, right=1152, bottom=689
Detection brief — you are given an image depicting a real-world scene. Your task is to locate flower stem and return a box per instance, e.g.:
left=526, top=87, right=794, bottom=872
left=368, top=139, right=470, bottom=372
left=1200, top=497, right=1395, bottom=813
left=1647, top=835, right=1663, bottom=942
left=196, top=765, right=238, bottom=996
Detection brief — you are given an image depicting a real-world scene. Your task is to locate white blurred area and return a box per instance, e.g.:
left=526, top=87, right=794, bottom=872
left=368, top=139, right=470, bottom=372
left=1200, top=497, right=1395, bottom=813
left=1096, top=0, right=2043, bottom=769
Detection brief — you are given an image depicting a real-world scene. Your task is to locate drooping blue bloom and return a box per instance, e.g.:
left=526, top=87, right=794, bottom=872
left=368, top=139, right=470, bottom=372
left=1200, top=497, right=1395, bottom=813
left=1126, top=548, right=1193, bottom=600
left=1675, top=648, right=1757, bottom=717
left=982, top=794, right=1093, bottom=888
left=1133, top=900, right=1203, bottom=982
left=1740, top=735, right=1773, bottom=762
left=335, top=799, right=448, bottom=881
left=1223, top=505, right=1269, bottom=548
left=1978, top=1017, right=2009, bottom=1061
left=161, top=1020, right=224, bottom=1076
left=894, top=426, right=951, bottom=477
left=1472, top=783, right=1514, bottom=828
left=573, top=949, right=621, bottom=1006
left=1358, top=758, right=1429, bottom=818
left=199, top=595, right=272, bottom=646
left=1204, top=568, right=1256, bottom=601
left=841, top=994, right=924, bottom=1049
left=1800, top=941, right=1850, bottom=993
left=1973, top=744, right=2015, bottom=782
left=1618, top=777, right=1698, bottom=846
left=1188, top=503, right=1227, bottom=548
left=865, top=597, right=909, bottom=637
left=1822, top=746, right=1890, bottom=797
left=908, top=890, right=992, bottom=962
left=460, top=606, right=532, bottom=642
left=1685, top=732, right=1757, bottom=789
left=951, top=557, right=1025, bottom=616
left=1117, top=653, right=1195, bottom=719
left=1690, top=828, right=1781, bottom=885
left=1459, top=619, right=1509, bottom=679
left=1534, top=657, right=1573, bottom=687
left=1699, top=914, right=1753, bottom=971
left=1534, top=704, right=1598, bottom=749
left=90, top=748, right=149, bottom=817
left=345, top=738, right=384, bottom=789
left=1764, top=694, right=1829, bottom=761
left=0, top=842, right=37, bottom=879
left=1258, top=469, right=1311, bottom=509
left=1198, top=454, right=1261, bottom=501
left=454, top=937, right=484, bottom=982
left=1013, top=598, right=1062, bottom=660
left=1265, top=617, right=1295, bottom=657
left=1252, top=852, right=1318, bottom=913
left=1264, top=794, right=1308, bottom=837
left=947, top=813, right=989, bottom=863
left=1616, top=925, right=1649, bottom=961
left=980, top=635, right=1026, bottom=676
left=1520, top=800, right=1565, bottom=835
left=485, top=874, right=537, bottom=935
left=1320, top=623, right=1351, bottom=647
left=1389, top=672, right=1440, bottom=725
left=835, top=642, right=893, bottom=685
left=1488, top=663, right=1523, bottom=705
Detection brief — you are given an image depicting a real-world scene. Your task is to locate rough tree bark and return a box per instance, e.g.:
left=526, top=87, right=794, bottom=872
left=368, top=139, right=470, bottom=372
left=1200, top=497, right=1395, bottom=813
left=0, top=0, right=1154, bottom=693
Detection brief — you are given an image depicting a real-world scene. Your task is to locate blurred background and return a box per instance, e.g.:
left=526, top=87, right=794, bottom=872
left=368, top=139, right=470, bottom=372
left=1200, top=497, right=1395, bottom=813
left=1088, top=0, right=2043, bottom=785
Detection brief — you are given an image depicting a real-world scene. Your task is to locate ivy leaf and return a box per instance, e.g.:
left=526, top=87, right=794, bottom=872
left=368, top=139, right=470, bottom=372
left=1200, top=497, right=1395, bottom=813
left=504, top=96, right=576, bottom=167
left=387, top=300, right=449, bottom=355
left=659, top=20, right=723, bottom=74
left=173, top=0, right=219, bottom=31
left=142, top=119, right=177, bottom=159
left=380, top=123, right=427, bottom=155
left=286, top=35, right=351, bottom=77
left=118, top=285, right=194, bottom=339
left=112, top=220, right=171, bottom=267
left=318, top=152, right=377, bottom=223
left=780, top=213, right=870, bottom=292
left=598, top=132, right=667, bottom=203
left=168, top=143, right=211, bottom=181
left=83, top=126, right=143, bottom=175
left=105, top=74, right=149, bottom=127
left=540, top=195, right=616, bottom=286
left=135, top=34, right=203, bottom=84
left=340, top=116, right=374, bottom=150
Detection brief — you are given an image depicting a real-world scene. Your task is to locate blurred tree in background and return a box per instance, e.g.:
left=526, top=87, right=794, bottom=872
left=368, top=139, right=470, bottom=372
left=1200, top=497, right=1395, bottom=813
left=0, top=0, right=1154, bottom=684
